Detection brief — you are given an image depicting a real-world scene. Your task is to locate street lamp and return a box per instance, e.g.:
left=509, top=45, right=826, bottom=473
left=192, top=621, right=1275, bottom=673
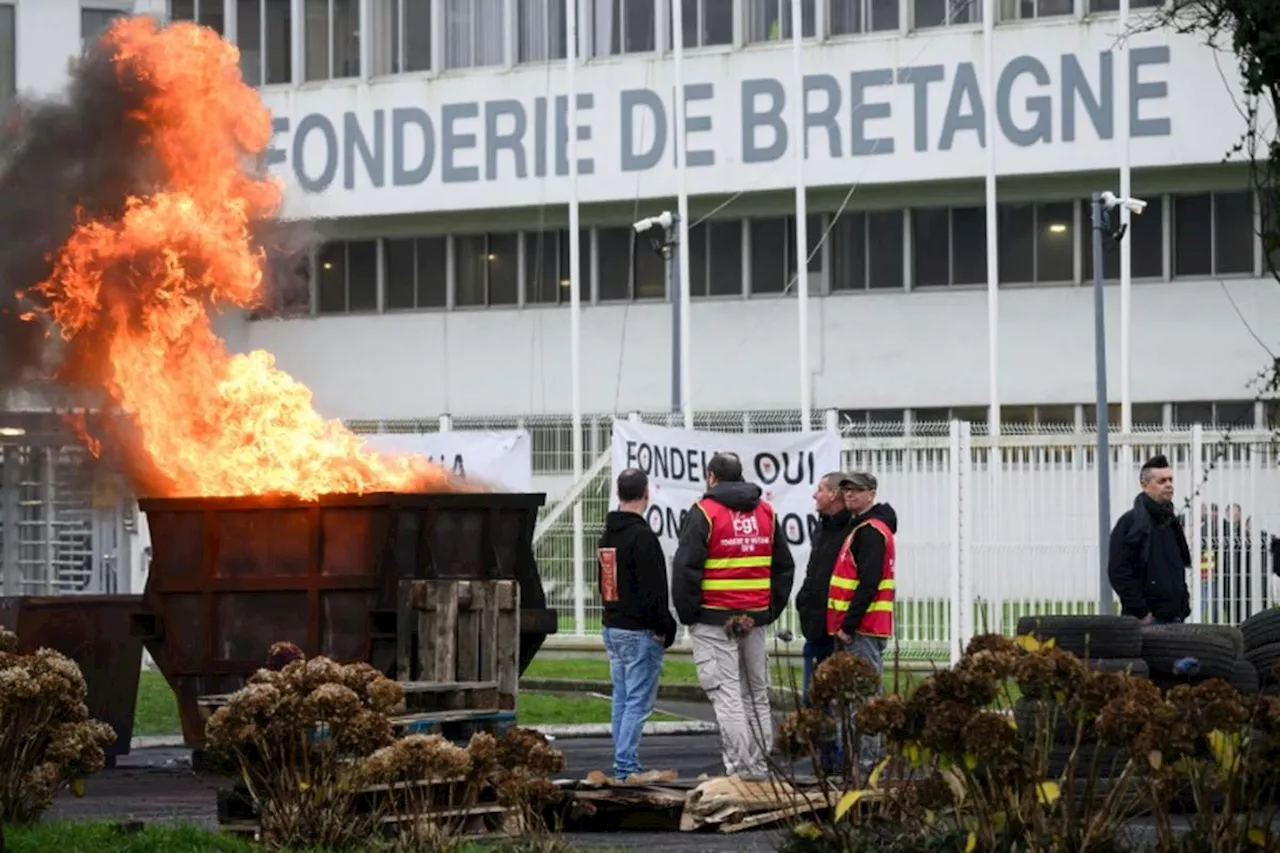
left=1091, top=190, right=1147, bottom=615
left=634, top=211, right=682, bottom=417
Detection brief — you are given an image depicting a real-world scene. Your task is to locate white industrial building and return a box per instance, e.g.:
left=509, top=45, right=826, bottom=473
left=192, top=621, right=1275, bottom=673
left=2, top=2, right=1278, bottom=648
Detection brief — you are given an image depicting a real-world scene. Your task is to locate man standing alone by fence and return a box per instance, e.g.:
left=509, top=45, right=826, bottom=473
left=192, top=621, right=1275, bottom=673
left=671, top=452, right=795, bottom=781
left=598, top=468, right=677, bottom=780
left=1108, top=454, right=1191, bottom=625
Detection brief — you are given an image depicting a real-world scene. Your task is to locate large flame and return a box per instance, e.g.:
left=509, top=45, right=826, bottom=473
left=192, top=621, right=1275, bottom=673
left=27, top=17, right=455, bottom=500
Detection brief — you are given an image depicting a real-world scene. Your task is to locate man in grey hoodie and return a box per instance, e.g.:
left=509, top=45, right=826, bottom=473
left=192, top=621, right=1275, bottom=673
left=671, top=452, right=795, bottom=780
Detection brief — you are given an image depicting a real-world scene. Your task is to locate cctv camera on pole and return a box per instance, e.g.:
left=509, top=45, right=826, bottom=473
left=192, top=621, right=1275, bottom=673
left=635, top=210, right=683, bottom=416
left=1090, top=190, right=1148, bottom=616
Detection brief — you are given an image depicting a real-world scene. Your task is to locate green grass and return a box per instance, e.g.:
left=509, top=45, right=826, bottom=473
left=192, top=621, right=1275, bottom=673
left=3, top=822, right=256, bottom=853
left=132, top=673, right=687, bottom=737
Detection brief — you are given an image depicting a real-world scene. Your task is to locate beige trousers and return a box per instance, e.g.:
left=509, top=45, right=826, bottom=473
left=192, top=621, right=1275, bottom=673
left=689, top=622, right=774, bottom=779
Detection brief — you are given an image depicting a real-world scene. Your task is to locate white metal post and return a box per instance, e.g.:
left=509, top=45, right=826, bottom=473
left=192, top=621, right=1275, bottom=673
left=438, top=414, right=452, bottom=432
left=1189, top=423, right=1204, bottom=624
left=1119, top=0, right=1133, bottom=435
left=567, top=0, right=586, bottom=637
left=672, top=0, right=693, bottom=430
left=982, top=0, right=999, bottom=436
left=1, top=447, right=18, bottom=596
left=948, top=420, right=963, bottom=665
left=791, top=0, right=811, bottom=432
left=958, top=421, right=973, bottom=655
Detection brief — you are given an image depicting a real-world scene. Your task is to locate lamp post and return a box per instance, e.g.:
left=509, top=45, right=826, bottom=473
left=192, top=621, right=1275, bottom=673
left=1091, top=190, right=1148, bottom=616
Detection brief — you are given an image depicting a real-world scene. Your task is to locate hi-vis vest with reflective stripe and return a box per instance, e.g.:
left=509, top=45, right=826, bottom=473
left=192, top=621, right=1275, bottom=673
left=697, top=498, right=774, bottom=613
left=826, top=518, right=896, bottom=638
left=1200, top=547, right=1216, bottom=581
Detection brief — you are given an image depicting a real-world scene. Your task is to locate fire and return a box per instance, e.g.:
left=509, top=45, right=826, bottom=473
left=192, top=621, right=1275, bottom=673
left=26, top=17, right=456, bottom=500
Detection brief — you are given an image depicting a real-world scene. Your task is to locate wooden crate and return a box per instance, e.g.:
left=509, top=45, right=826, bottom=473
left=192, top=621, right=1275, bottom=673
left=397, top=580, right=520, bottom=711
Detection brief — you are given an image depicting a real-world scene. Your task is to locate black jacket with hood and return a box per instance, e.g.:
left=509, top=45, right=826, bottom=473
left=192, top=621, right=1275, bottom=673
left=838, top=503, right=899, bottom=638
left=597, top=510, right=679, bottom=646
left=795, top=508, right=852, bottom=642
left=670, top=481, right=796, bottom=628
left=1108, top=493, right=1192, bottom=622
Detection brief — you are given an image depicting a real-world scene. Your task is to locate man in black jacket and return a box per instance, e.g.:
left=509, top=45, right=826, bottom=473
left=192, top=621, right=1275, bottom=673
left=1108, top=454, right=1192, bottom=624
left=598, top=467, right=677, bottom=780
left=671, top=453, right=796, bottom=780
left=795, top=472, right=853, bottom=702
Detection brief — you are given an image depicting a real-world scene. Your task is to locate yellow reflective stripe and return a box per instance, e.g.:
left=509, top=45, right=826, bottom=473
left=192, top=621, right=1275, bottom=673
left=828, top=598, right=850, bottom=611
left=830, top=576, right=858, bottom=591
left=867, top=601, right=894, bottom=613
left=878, top=579, right=896, bottom=590
left=702, top=578, right=771, bottom=591
left=704, top=557, right=772, bottom=569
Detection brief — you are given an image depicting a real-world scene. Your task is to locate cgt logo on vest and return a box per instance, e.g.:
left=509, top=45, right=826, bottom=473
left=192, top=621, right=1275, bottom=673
left=731, top=512, right=761, bottom=537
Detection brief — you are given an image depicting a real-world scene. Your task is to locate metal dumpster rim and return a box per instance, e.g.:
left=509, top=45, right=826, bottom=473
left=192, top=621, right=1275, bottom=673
left=137, top=492, right=549, bottom=512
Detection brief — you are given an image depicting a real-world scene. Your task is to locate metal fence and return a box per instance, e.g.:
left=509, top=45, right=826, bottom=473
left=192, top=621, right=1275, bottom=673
left=357, top=412, right=1280, bottom=663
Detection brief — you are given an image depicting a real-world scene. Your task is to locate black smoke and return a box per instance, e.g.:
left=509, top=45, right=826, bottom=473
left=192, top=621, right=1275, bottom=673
left=0, top=22, right=314, bottom=391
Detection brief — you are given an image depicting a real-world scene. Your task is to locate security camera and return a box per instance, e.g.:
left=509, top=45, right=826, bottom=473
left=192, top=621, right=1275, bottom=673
left=1101, top=192, right=1148, bottom=215
left=633, top=211, right=675, bottom=233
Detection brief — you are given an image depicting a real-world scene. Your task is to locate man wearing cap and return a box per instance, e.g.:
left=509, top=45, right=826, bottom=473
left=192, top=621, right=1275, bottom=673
left=795, top=471, right=855, bottom=701
left=671, top=452, right=795, bottom=781
left=826, top=471, right=898, bottom=773
left=1108, top=454, right=1191, bottom=624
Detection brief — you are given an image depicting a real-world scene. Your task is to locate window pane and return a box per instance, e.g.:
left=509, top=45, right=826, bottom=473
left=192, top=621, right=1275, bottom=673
left=519, top=0, right=566, bottom=62
left=1130, top=403, right=1164, bottom=427
left=346, top=241, right=378, bottom=312
left=914, top=0, right=947, bottom=28
left=488, top=233, right=519, bottom=306
left=870, top=0, right=899, bottom=29
left=951, top=206, right=986, bottom=285
left=0, top=4, right=13, bottom=105
left=525, top=231, right=561, bottom=304
left=1214, top=191, right=1253, bottom=275
left=1173, top=194, right=1212, bottom=277
left=558, top=228, right=591, bottom=298
left=1037, top=405, right=1077, bottom=428
left=1001, top=405, right=1036, bottom=427
left=1172, top=401, right=1214, bottom=426
left=708, top=220, right=743, bottom=296
left=404, top=0, right=433, bottom=71
left=237, top=0, right=263, bottom=85
left=446, top=0, right=505, bottom=68
left=998, top=202, right=1035, bottom=283
left=702, top=0, right=734, bottom=45
left=304, top=0, right=329, bottom=81
left=1036, top=201, right=1074, bottom=282
left=332, top=0, right=360, bottom=78
left=912, top=208, right=950, bottom=287
left=199, top=0, right=225, bottom=33
left=750, top=218, right=787, bottom=294
left=868, top=210, right=903, bottom=289
left=317, top=243, right=346, bottom=313
left=385, top=238, right=417, bottom=310
left=635, top=233, right=665, bottom=298
left=416, top=237, right=447, bottom=307
left=1215, top=401, right=1255, bottom=428
left=626, top=0, right=656, bottom=53
left=265, top=0, right=293, bottom=85
left=597, top=227, right=632, bottom=301
left=745, top=0, right=814, bottom=41
left=170, top=0, right=196, bottom=21
left=829, top=0, right=863, bottom=33
left=786, top=214, right=824, bottom=276
left=1083, top=403, right=1121, bottom=426
left=1083, top=196, right=1164, bottom=281
left=688, top=222, right=708, bottom=297
left=82, top=9, right=124, bottom=48
left=454, top=235, right=487, bottom=306
left=830, top=213, right=866, bottom=292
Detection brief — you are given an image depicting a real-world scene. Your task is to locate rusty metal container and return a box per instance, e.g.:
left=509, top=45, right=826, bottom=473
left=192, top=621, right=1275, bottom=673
left=0, top=594, right=143, bottom=764
left=132, top=492, right=557, bottom=749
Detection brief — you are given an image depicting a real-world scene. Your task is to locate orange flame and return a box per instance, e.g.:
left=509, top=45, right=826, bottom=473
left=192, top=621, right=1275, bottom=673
left=31, top=17, right=455, bottom=500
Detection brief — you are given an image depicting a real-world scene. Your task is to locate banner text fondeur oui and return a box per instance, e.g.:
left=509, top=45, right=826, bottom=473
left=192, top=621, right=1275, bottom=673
left=266, top=48, right=1172, bottom=194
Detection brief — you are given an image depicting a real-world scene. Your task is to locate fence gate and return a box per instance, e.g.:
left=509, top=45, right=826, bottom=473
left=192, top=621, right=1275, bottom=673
left=0, top=442, right=127, bottom=596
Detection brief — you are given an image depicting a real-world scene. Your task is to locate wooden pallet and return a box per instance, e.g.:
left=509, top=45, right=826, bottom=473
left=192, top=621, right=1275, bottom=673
left=397, top=579, right=520, bottom=711
left=392, top=709, right=518, bottom=741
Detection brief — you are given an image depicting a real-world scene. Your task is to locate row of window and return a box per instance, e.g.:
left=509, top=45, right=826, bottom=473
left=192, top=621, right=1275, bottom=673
left=861, top=400, right=1269, bottom=436
left=262, top=189, right=1266, bottom=317
left=167, top=0, right=1166, bottom=84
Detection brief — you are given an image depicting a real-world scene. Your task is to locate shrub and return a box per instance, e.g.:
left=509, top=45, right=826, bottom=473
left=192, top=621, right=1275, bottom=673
left=773, top=633, right=1280, bottom=852
left=0, top=627, right=117, bottom=824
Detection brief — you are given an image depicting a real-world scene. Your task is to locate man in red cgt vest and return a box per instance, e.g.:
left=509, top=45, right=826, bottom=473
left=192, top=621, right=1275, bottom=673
left=826, top=471, right=898, bottom=773
left=671, top=452, right=795, bottom=781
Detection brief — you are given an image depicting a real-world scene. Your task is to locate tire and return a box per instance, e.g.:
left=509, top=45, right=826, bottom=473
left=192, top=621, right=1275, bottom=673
left=1170, top=624, right=1245, bottom=659
left=1014, top=699, right=1084, bottom=745
left=1241, top=607, right=1280, bottom=653
left=1245, top=641, right=1280, bottom=686
left=1045, top=742, right=1130, bottom=778
left=1139, top=624, right=1237, bottom=680
left=1228, top=659, right=1260, bottom=695
left=1015, top=615, right=1143, bottom=660
left=1086, top=658, right=1150, bottom=678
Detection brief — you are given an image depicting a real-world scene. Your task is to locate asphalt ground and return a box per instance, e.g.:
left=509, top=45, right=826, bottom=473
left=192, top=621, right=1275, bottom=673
left=48, top=734, right=793, bottom=852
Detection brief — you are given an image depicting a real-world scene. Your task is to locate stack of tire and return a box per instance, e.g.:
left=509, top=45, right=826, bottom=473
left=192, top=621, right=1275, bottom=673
left=1241, top=608, right=1280, bottom=696
left=1012, top=615, right=1146, bottom=779
left=1137, top=623, right=1258, bottom=695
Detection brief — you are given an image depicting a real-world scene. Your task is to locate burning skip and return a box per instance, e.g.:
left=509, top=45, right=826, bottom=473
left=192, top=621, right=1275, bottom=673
left=13, top=17, right=460, bottom=501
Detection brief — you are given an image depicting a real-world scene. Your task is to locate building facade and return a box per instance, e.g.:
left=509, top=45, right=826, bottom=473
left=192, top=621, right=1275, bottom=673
left=4, top=0, right=1279, bottom=435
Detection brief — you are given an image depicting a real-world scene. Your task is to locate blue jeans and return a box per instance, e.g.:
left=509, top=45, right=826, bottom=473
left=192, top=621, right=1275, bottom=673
left=603, top=626, right=664, bottom=778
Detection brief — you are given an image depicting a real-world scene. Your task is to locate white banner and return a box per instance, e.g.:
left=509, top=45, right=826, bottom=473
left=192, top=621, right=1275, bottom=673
left=609, top=420, right=842, bottom=570
left=361, top=429, right=533, bottom=492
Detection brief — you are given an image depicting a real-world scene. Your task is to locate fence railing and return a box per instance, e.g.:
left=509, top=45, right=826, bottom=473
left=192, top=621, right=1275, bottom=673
left=510, top=414, right=1280, bottom=663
